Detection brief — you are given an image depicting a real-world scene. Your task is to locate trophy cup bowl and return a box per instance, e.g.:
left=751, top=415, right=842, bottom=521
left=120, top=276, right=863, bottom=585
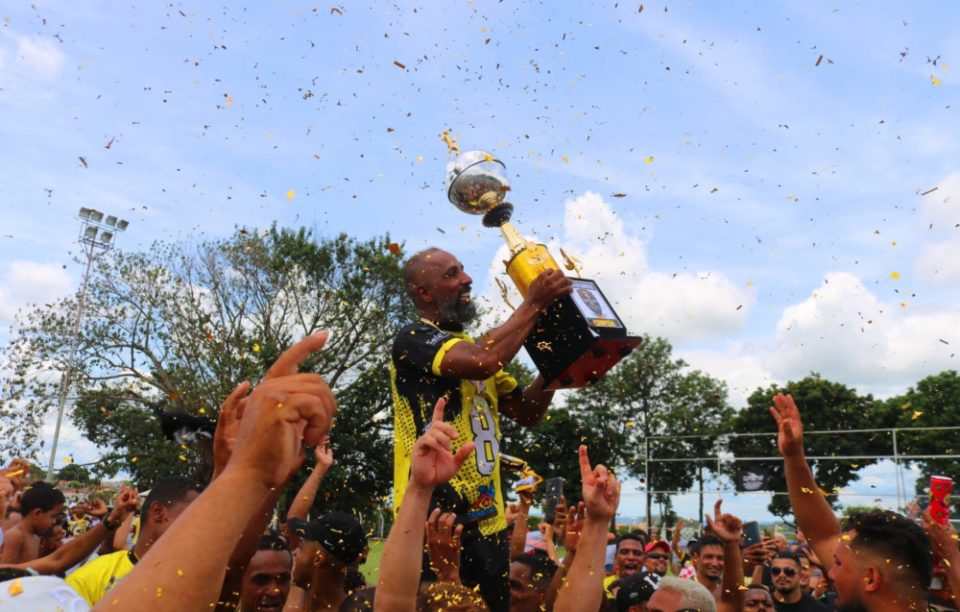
left=446, top=150, right=514, bottom=227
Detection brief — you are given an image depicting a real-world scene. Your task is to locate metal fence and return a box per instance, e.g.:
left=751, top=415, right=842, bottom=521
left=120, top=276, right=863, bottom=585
left=639, top=425, right=960, bottom=525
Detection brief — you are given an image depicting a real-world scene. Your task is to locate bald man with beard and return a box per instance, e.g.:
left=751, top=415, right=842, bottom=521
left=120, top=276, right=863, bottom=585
left=390, top=248, right=570, bottom=611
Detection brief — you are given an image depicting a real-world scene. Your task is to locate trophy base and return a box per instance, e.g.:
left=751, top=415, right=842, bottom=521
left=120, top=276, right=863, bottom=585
left=523, top=280, right=642, bottom=390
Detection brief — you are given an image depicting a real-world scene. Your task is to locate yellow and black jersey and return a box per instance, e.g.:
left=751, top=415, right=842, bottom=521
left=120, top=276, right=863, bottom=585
left=390, top=320, right=518, bottom=537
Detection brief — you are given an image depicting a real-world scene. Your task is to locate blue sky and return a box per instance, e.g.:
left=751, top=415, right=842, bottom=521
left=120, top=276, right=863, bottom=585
left=1, top=1, right=957, bottom=522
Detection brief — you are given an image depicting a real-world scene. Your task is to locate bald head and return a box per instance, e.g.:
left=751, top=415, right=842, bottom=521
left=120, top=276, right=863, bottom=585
left=401, top=249, right=475, bottom=324
left=402, top=248, right=445, bottom=304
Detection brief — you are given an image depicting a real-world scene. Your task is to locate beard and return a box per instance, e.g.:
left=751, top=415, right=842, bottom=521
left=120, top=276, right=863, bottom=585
left=837, top=600, right=869, bottom=612
left=437, top=289, right=477, bottom=325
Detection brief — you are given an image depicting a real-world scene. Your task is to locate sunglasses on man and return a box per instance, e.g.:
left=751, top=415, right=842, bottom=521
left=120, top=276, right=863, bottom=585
left=645, top=553, right=669, bottom=560
left=770, top=566, right=798, bottom=577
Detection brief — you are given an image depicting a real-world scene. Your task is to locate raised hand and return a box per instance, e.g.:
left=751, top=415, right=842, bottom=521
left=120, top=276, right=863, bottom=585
left=578, top=445, right=620, bottom=523
left=426, top=508, right=463, bottom=583
left=563, top=502, right=585, bottom=554
left=921, top=509, right=960, bottom=563
left=86, top=498, right=108, bottom=519
left=313, top=435, right=334, bottom=472
left=552, top=496, right=568, bottom=543
left=411, top=397, right=475, bottom=489
left=770, top=393, right=805, bottom=458
left=212, top=381, right=250, bottom=479
left=2, top=459, right=30, bottom=491
left=526, top=269, right=573, bottom=311
left=704, top=499, right=743, bottom=543
left=228, top=333, right=338, bottom=489
left=108, top=485, right=140, bottom=523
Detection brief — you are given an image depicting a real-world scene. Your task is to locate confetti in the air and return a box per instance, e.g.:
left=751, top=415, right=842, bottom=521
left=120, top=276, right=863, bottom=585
left=931, top=75, right=942, bottom=86
left=644, top=156, right=654, bottom=164
left=889, top=271, right=901, bottom=280
left=287, top=189, right=296, bottom=200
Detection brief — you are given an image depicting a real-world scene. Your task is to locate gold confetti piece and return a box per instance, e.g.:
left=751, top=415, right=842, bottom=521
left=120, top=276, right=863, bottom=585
left=911, top=411, right=924, bottom=420
left=177, top=569, right=184, bottom=577
left=889, top=271, right=901, bottom=279
left=801, top=487, right=814, bottom=494
left=931, top=75, right=941, bottom=86
left=891, top=240, right=897, bottom=246
left=901, top=302, right=909, bottom=308
left=286, top=189, right=296, bottom=200
left=156, top=587, right=163, bottom=597
left=561, top=155, right=569, bottom=164
left=198, top=406, right=206, bottom=414
left=416, top=155, right=424, bottom=162
left=252, top=343, right=261, bottom=353
left=178, top=455, right=187, bottom=462
left=131, top=457, right=138, bottom=463
left=745, top=280, right=754, bottom=286
left=7, top=579, right=22, bottom=596
left=64, top=456, right=73, bottom=464
left=393, top=60, right=406, bottom=69
left=644, top=156, right=654, bottom=164
left=225, top=94, right=234, bottom=107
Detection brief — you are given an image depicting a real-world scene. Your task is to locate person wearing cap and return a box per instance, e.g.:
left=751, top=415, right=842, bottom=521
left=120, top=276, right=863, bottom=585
left=285, top=512, right=368, bottom=611
left=392, top=249, right=571, bottom=611
left=616, top=572, right=656, bottom=612
left=641, top=541, right=670, bottom=583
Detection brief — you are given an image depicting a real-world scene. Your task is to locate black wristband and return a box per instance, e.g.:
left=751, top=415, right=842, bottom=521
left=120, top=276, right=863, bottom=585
left=102, top=516, right=120, bottom=531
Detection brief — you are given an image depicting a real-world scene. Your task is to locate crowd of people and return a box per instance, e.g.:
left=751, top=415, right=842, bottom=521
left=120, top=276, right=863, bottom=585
left=0, top=252, right=956, bottom=612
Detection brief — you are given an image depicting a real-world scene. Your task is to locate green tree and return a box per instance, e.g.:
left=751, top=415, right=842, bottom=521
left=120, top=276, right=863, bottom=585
left=729, top=375, right=889, bottom=520
left=56, top=463, right=92, bottom=485
left=564, top=335, right=734, bottom=524
left=2, top=226, right=412, bottom=518
left=884, top=370, right=960, bottom=515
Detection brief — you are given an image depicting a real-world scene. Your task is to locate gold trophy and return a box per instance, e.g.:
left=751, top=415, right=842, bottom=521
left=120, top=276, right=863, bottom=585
left=445, top=150, right=641, bottom=390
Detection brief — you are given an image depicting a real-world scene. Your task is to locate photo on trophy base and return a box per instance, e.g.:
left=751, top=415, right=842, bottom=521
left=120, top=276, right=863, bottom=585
left=570, top=279, right=623, bottom=329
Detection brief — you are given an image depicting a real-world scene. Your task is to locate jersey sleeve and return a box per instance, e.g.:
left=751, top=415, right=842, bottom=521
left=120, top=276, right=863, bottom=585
left=392, top=323, right=463, bottom=377
left=493, top=369, right=519, bottom=397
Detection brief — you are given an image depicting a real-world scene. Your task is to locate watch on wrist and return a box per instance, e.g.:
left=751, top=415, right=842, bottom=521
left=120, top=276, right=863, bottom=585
left=102, top=516, right=121, bottom=531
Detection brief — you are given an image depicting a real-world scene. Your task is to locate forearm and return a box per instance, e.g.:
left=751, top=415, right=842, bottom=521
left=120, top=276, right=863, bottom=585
left=287, top=468, right=327, bottom=521
left=375, top=483, right=433, bottom=612
left=93, top=469, right=270, bottom=612
left=783, top=453, right=840, bottom=569
left=111, top=515, right=134, bottom=552
left=940, top=545, right=960, bottom=598
left=502, top=376, right=554, bottom=427
left=16, top=523, right=111, bottom=574
left=555, top=519, right=607, bottom=612
left=508, top=511, right=529, bottom=561
left=544, top=549, right=575, bottom=612
left=218, top=488, right=282, bottom=610
left=543, top=530, right=558, bottom=563
left=445, top=303, right=543, bottom=379
left=719, top=541, right=744, bottom=611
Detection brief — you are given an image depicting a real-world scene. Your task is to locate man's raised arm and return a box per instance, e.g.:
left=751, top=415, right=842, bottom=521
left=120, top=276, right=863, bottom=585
left=439, top=269, right=571, bottom=380
left=770, top=393, right=840, bottom=570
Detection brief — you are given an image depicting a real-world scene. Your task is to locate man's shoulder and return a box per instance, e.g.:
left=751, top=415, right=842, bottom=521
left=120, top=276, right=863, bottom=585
left=67, top=550, right=129, bottom=579
left=392, top=322, right=462, bottom=354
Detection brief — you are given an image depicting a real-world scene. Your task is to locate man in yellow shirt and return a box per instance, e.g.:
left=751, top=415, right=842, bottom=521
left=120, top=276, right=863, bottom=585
left=392, top=248, right=570, bottom=611
left=66, top=477, right=201, bottom=605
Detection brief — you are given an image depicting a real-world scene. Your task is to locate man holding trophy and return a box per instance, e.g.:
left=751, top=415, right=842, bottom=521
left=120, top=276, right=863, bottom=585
left=390, top=151, right=639, bottom=610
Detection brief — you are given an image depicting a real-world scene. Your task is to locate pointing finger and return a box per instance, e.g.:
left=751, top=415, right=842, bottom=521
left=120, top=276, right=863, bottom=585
left=265, top=331, right=329, bottom=379
left=432, top=396, right=447, bottom=424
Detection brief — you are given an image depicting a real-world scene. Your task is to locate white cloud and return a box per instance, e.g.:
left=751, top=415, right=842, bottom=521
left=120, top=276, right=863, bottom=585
left=916, top=171, right=960, bottom=283
left=14, top=34, right=64, bottom=79
left=478, top=192, right=753, bottom=344
left=0, top=260, right=73, bottom=323
left=767, top=271, right=960, bottom=388
left=680, top=348, right=774, bottom=407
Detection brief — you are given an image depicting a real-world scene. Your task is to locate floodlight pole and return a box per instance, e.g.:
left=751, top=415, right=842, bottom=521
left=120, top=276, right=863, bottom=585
left=46, top=210, right=127, bottom=480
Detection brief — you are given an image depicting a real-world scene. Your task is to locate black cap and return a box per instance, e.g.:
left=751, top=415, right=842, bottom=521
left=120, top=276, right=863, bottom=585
left=288, top=512, right=367, bottom=565
left=616, top=572, right=656, bottom=612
